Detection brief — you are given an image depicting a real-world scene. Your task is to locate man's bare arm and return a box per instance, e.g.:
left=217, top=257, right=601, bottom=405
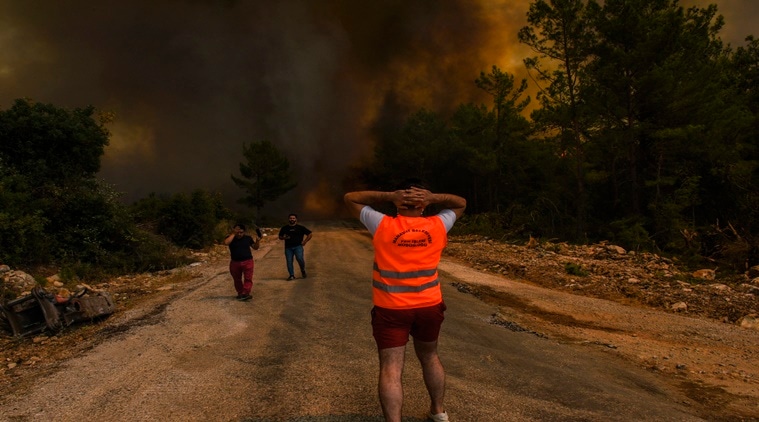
left=343, top=191, right=401, bottom=218
left=424, top=191, right=466, bottom=219
left=344, top=189, right=466, bottom=218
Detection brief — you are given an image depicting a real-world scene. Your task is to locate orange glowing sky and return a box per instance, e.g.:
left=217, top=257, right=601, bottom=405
left=0, top=0, right=755, bottom=218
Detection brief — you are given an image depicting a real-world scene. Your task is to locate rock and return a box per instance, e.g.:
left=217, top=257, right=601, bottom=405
left=692, top=269, right=716, bottom=280
left=672, top=302, right=688, bottom=312
left=0, top=264, right=10, bottom=274
left=607, top=245, right=626, bottom=255
left=738, top=314, right=759, bottom=330
left=1, top=270, right=38, bottom=298
left=747, top=265, right=759, bottom=279
left=76, top=283, right=103, bottom=292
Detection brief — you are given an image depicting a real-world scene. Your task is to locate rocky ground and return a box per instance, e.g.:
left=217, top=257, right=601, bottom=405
left=444, top=235, right=759, bottom=328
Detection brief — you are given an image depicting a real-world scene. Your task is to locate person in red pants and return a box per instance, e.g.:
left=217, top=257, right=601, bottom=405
left=224, top=224, right=261, bottom=301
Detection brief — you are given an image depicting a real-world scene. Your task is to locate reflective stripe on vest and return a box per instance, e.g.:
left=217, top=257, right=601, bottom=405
left=372, top=277, right=439, bottom=293
left=373, top=262, right=437, bottom=279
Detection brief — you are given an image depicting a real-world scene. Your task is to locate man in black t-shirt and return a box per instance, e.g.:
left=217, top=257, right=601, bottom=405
left=277, top=214, right=312, bottom=280
left=224, top=224, right=260, bottom=300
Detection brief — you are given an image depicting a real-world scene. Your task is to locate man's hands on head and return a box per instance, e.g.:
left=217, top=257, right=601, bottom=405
left=393, top=187, right=432, bottom=210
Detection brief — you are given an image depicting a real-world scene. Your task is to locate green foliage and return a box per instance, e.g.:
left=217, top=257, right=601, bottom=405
left=122, top=230, right=195, bottom=273
left=0, top=100, right=119, bottom=269
left=132, top=189, right=231, bottom=250
left=57, top=229, right=193, bottom=282
left=0, top=99, right=109, bottom=183
left=0, top=174, right=50, bottom=264
left=0, top=99, right=199, bottom=280
left=451, top=213, right=509, bottom=238
left=231, top=140, right=296, bottom=216
left=605, top=217, right=654, bottom=252
left=564, top=262, right=589, bottom=277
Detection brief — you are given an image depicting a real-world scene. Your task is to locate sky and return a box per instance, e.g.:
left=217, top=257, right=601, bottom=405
left=0, top=0, right=756, bottom=219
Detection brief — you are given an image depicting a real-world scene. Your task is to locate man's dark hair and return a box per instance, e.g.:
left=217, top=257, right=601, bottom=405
left=396, top=178, right=428, bottom=191
left=235, top=223, right=246, bottom=231
left=289, top=213, right=298, bottom=218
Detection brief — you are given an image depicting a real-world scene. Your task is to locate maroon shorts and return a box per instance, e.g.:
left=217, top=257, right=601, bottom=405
left=371, top=302, right=447, bottom=349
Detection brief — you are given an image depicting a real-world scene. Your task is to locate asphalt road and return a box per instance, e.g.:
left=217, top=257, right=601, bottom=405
left=0, top=221, right=707, bottom=421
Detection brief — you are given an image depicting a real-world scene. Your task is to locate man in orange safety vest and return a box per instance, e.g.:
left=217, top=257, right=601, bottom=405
left=344, top=181, right=466, bottom=422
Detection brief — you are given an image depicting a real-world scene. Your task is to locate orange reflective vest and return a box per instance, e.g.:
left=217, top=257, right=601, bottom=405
left=371, top=214, right=447, bottom=309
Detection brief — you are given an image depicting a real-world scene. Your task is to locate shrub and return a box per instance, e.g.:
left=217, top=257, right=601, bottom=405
left=564, top=262, right=589, bottom=277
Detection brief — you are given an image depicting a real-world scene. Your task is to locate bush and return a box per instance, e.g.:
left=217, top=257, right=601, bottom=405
left=564, top=262, right=589, bottom=277
left=606, top=217, right=654, bottom=252
left=134, top=189, right=231, bottom=250
left=452, top=213, right=509, bottom=237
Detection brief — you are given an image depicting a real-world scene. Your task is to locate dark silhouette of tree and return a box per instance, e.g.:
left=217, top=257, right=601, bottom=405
left=585, top=0, right=732, bottom=251
left=231, top=140, right=296, bottom=217
left=519, top=0, right=597, bottom=238
left=475, top=65, right=531, bottom=212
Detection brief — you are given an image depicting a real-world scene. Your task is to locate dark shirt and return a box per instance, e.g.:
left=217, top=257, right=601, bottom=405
left=228, top=235, right=256, bottom=261
left=279, top=224, right=312, bottom=248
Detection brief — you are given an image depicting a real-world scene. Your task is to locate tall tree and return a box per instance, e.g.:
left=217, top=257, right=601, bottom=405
left=448, top=103, right=497, bottom=213
left=586, top=0, right=730, bottom=248
left=518, top=0, right=598, bottom=238
left=716, top=35, right=759, bottom=266
left=231, top=140, right=296, bottom=217
left=475, top=65, right=531, bottom=211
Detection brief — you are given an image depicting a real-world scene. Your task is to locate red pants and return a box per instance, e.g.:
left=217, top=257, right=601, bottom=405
left=371, top=302, right=447, bottom=349
left=229, top=259, right=254, bottom=295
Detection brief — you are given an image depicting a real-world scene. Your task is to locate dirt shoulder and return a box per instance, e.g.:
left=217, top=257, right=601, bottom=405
left=443, top=235, right=759, bottom=420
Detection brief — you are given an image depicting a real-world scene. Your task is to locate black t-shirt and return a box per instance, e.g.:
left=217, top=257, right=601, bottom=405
left=228, top=235, right=256, bottom=261
left=278, top=224, right=312, bottom=248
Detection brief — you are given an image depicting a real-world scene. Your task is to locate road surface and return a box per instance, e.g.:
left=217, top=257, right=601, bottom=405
left=0, top=222, right=725, bottom=421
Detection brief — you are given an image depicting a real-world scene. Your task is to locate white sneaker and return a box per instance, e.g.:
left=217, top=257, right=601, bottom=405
left=429, top=411, right=449, bottom=422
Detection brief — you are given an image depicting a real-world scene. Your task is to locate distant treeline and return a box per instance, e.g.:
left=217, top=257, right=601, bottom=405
left=353, top=1, right=759, bottom=272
